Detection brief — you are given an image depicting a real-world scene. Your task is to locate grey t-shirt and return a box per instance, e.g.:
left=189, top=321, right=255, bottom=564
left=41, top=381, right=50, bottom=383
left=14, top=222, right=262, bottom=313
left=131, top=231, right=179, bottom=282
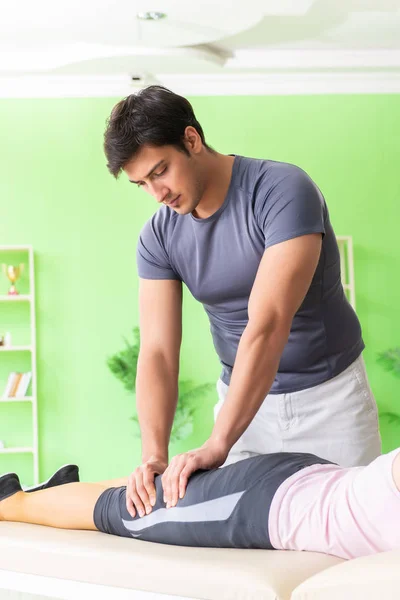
left=136, top=155, right=364, bottom=394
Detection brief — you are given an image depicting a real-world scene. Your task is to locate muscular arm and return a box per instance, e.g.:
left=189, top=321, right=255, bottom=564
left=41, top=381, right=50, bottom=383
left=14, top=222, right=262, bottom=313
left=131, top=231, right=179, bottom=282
left=125, top=278, right=182, bottom=518
left=136, top=278, right=183, bottom=464
left=210, top=233, right=322, bottom=451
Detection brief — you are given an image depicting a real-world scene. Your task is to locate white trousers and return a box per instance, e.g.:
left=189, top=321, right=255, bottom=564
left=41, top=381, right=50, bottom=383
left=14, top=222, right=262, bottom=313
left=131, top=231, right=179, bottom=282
left=214, top=354, right=382, bottom=468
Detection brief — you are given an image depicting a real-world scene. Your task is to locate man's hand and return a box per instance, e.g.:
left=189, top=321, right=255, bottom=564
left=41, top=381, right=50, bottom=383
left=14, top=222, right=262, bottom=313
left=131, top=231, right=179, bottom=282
left=126, top=457, right=167, bottom=518
left=162, top=439, right=228, bottom=508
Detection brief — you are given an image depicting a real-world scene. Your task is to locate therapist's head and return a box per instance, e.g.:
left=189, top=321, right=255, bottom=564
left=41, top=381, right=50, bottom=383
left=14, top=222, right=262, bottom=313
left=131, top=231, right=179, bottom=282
left=104, top=85, right=215, bottom=214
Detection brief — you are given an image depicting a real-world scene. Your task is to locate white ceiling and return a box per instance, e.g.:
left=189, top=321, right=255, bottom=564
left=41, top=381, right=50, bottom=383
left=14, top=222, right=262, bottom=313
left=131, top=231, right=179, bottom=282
left=1, top=0, right=400, bottom=96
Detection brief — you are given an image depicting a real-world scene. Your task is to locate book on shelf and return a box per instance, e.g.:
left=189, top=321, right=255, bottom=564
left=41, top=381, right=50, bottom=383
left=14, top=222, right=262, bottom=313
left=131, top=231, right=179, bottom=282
left=16, top=372, right=32, bottom=398
left=9, top=372, right=23, bottom=397
left=2, top=372, right=16, bottom=398
left=2, top=371, right=32, bottom=399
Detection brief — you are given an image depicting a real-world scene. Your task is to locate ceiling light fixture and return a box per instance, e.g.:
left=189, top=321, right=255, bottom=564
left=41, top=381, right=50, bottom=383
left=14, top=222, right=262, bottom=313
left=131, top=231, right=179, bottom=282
left=136, top=12, right=167, bottom=21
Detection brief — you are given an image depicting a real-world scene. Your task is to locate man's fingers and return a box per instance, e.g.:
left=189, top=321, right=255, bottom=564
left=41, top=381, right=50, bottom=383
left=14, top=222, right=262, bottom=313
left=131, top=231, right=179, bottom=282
left=126, top=494, right=136, bottom=518
left=126, top=471, right=151, bottom=518
left=164, top=455, right=190, bottom=508
left=179, top=465, right=193, bottom=499
left=162, top=458, right=180, bottom=507
left=130, top=489, right=146, bottom=518
left=162, top=453, right=200, bottom=507
left=161, top=469, right=171, bottom=507
left=143, top=471, right=157, bottom=507
left=136, top=477, right=152, bottom=515
left=125, top=459, right=167, bottom=518
left=126, top=476, right=137, bottom=518
left=159, top=445, right=225, bottom=509
left=178, top=456, right=197, bottom=501
left=169, top=467, right=181, bottom=508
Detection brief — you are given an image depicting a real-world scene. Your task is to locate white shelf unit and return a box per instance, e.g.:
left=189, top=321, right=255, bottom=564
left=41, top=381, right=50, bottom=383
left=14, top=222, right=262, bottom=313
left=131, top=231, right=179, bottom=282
left=0, top=245, right=39, bottom=485
left=336, top=236, right=356, bottom=310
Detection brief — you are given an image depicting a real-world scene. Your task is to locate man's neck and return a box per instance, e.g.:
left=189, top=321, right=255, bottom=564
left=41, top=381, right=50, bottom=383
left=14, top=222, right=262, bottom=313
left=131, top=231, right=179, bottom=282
left=192, top=153, right=235, bottom=219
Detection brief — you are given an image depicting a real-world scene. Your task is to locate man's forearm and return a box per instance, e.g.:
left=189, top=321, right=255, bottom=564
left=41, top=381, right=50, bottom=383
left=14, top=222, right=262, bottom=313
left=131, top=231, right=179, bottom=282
left=210, top=319, right=290, bottom=451
left=136, top=350, right=179, bottom=463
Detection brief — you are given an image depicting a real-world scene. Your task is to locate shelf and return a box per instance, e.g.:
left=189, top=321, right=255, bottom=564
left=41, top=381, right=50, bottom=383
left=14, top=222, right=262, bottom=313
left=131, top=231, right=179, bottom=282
left=0, top=447, right=34, bottom=454
left=0, top=295, right=31, bottom=302
left=0, top=396, right=34, bottom=403
left=0, top=246, right=32, bottom=251
left=0, top=346, right=32, bottom=352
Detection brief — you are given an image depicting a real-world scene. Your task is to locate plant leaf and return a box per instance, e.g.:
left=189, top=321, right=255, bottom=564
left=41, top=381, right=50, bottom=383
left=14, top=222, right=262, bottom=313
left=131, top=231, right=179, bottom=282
left=377, top=348, right=400, bottom=378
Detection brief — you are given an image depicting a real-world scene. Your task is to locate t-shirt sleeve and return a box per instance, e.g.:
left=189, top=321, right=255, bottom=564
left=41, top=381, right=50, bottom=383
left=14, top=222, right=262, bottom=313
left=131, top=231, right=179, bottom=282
left=255, top=166, right=326, bottom=250
left=136, top=215, right=181, bottom=280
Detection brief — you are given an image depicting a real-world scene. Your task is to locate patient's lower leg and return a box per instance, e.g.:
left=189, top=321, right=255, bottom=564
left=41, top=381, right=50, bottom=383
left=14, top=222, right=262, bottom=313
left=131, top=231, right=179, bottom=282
left=97, top=476, right=128, bottom=487
left=0, top=483, right=109, bottom=530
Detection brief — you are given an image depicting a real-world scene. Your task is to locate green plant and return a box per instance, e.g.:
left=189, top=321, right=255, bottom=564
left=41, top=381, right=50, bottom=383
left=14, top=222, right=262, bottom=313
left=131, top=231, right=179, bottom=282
left=377, top=347, right=400, bottom=426
left=107, top=327, right=213, bottom=443
left=377, top=348, right=400, bottom=378
left=107, top=327, right=141, bottom=393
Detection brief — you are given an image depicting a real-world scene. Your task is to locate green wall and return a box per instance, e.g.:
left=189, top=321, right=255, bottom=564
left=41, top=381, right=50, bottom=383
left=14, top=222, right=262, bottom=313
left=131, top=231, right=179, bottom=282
left=0, top=95, right=399, bottom=485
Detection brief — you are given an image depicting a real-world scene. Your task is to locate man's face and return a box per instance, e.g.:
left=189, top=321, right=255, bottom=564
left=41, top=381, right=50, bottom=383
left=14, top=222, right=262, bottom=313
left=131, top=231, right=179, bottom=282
left=123, top=143, right=206, bottom=215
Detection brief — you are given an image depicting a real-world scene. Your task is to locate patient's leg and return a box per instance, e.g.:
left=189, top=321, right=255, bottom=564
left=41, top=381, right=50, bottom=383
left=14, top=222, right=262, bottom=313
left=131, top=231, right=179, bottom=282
left=97, top=476, right=128, bottom=487
left=0, top=483, right=108, bottom=531
left=0, top=453, right=334, bottom=549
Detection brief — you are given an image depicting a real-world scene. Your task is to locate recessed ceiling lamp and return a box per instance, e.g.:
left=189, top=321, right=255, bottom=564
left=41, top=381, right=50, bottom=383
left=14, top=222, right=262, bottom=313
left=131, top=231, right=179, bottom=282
left=136, top=12, right=167, bottom=21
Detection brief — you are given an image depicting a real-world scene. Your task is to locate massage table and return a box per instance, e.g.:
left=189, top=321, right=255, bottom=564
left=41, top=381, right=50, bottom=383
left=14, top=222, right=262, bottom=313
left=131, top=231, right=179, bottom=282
left=1, top=522, right=400, bottom=599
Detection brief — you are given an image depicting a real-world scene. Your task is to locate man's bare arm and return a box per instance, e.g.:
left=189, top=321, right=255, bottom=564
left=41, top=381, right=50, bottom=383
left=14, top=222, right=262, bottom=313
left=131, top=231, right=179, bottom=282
left=210, top=233, right=322, bottom=449
left=126, top=278, right=182, bottom=517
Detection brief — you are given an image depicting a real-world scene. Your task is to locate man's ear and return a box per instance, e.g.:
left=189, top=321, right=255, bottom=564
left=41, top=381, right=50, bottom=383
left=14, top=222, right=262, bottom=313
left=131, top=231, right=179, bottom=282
left=183, top=126, right=202, bottom=154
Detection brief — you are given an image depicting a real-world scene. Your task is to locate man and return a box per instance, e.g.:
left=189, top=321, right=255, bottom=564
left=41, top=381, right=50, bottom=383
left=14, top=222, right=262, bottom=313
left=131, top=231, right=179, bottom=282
left=103, top=85, right=381, bottom=520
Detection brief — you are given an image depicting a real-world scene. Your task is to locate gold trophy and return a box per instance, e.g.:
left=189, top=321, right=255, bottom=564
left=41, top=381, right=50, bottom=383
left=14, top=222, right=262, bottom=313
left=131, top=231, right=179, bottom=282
left=2, top=263, right=24, bottom=295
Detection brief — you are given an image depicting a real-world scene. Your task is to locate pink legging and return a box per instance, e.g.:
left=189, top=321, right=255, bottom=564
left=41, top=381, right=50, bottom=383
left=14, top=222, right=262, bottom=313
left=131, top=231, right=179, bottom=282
left=269, top=449, right=400, bottom=560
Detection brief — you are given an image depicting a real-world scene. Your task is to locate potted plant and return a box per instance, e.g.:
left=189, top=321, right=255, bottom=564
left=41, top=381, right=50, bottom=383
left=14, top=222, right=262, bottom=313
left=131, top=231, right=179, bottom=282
left=107, top=327, right=213, bottom=443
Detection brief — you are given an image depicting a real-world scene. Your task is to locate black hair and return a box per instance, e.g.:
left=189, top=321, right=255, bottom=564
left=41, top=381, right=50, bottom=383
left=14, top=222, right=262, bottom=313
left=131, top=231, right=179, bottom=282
left=104, top=85, right=214, bottom=178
